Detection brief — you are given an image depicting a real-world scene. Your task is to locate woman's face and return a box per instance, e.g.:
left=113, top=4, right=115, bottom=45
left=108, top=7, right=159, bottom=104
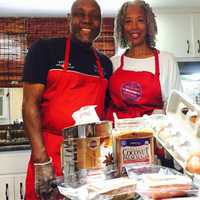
left=123, top=4, right=147, bottom=47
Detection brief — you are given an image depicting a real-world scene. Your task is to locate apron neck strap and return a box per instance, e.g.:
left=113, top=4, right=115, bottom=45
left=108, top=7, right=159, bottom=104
left=93, top=49, right=104, bottom=78
left=64, top=38, right=104, bottom=78
left=119, top=53, right=125, bottom=69
left=120, top=49, right=160, bottom=76
left=64, top=38, right=71, bottom=70
left=154, top=49, right=160, bottom=76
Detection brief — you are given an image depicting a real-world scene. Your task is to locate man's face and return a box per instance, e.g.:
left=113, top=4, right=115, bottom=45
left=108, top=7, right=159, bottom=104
left=70, top=0, right=101, bottom=44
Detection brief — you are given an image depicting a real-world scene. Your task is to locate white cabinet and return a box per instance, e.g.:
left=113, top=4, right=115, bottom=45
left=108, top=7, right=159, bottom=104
left=193, top=14, right=200, bottom=55
left=156, top=12, right=200, bottom=60
left=0, top=176, right=14, bottom=200
left=0, top=150, right=30, bottom=200
left=14, top=174, right=26, bottom=200
left=0, top=174, right=26, bottom=200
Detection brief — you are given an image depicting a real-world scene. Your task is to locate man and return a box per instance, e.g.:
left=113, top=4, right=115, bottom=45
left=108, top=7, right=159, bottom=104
left=22, top=0, right=113, bottom=199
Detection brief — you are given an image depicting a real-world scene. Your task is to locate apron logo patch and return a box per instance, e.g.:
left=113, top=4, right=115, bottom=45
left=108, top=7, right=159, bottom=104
left=120, top=81, right=142, bottom=102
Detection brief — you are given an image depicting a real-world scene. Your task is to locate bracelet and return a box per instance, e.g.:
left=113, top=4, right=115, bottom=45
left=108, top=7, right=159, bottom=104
left=33, top=157, right=52, bottom=166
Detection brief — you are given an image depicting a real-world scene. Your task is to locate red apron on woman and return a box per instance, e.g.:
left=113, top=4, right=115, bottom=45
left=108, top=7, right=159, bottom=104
left=106, top=49, right=163, bottom=121
left=25, top=38, right=108, bottom=199
left=106, top=49, right=164, bottom=162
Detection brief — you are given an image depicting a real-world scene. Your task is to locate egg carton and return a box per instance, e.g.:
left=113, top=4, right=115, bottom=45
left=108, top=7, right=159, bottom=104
left=166, top=90, right=200, bottom=138
left=155, top=90, right=200, bottom=171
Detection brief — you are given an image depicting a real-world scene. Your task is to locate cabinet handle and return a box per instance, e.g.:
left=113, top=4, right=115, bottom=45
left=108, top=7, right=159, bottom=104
left=5, top=183, right=9, bottom=200
left=198, top=40, right=200, bottom=53
left=187, top=40, right=190, bottom=54
left=20, top=182, right=24, bottom=200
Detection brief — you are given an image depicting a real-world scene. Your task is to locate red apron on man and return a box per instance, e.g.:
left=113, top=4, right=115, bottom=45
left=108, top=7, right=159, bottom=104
left=25, top=38, right=108, bottom=199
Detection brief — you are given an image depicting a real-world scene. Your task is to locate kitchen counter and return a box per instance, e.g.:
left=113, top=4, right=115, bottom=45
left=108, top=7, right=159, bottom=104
left=0, top=144, right=31, bottom=152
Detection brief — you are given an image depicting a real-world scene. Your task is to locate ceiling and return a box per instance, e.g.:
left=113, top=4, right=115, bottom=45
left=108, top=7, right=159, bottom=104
left=0, top=0, right=200, bottom=17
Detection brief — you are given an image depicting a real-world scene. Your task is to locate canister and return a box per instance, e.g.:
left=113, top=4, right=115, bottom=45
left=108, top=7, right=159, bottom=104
left=62, top=121, right=112, bottom=188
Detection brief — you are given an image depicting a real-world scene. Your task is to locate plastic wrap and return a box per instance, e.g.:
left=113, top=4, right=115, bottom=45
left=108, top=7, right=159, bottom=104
left=58, top=177, right=136, bottom=200
left=113, top=113, right=152, bottom=131
left=125, top=164, right=198, bottom=199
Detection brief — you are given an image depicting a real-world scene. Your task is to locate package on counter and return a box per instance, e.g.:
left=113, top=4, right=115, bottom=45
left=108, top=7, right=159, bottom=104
left=141, top=174, right=192, bottom=199
left=87, top=177, right=136, bottom=200
left=58, top=177, right=137, bottom=200
left=125, top=164, right=197, bottom=200
left=113, top=130, right=154, bottom=175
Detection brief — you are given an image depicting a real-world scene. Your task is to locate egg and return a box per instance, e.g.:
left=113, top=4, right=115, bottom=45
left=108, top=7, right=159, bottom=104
left=186, top=153, right=200, bottom=174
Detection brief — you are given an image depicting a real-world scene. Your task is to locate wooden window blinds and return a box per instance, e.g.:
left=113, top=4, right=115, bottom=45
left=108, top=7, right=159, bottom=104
left=0, top=17, right=115, bottom=87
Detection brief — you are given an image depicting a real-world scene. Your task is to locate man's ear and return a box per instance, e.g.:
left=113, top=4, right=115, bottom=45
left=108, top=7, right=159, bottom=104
left=67, top=13, right=72, bottom=33
left=67, top=13, right=71, bottom=21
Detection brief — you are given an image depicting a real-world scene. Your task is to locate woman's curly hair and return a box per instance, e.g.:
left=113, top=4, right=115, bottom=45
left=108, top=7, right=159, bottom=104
left=115, top=0, right=157, bottom=49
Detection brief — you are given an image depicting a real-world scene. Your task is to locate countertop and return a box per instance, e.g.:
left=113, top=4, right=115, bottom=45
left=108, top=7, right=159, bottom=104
left=0, top=144, right=31, bottom=152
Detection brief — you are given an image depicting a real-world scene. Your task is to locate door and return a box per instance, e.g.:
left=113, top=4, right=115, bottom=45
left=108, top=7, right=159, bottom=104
left=192, top=14, right=200, bottom=56
left=14, top=174, right=26, bottom=200
left=156, top=13, right=194, bottom=58
left=0, top=176, right=14, bottom=200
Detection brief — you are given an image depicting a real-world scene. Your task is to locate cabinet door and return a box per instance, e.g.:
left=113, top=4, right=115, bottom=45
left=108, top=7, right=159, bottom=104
left=0, top=150, right=30, bottom=175
left=156, top=13, right=194, bottom=58
left=14, top=174, right=26, bottom=200
left=0, top=176, right=14, bottom=200
left=193, top=14, right=200, bottom=56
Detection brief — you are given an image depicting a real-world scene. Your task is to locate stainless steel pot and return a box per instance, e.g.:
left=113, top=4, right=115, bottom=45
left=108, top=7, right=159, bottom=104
left=62, top=121, right=112, bottom=188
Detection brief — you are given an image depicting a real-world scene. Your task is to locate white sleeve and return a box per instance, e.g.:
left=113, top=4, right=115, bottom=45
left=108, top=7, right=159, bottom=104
left=110, top=55, right=121, bottom=72
left=160, top=52, right=183, bottom=105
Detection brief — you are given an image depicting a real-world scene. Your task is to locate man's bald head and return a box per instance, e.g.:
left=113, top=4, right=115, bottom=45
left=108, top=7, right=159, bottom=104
left=71, top=0, right=101, bottom=14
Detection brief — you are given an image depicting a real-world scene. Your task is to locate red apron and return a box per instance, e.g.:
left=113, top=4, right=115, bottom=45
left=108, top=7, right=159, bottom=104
left=106, top=49, right=163, bottom=121
left=25, top=38, right=108, bottom=199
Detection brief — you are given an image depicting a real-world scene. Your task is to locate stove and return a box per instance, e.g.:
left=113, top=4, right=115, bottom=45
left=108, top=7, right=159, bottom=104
left=0, top=123, right=30, bottom=151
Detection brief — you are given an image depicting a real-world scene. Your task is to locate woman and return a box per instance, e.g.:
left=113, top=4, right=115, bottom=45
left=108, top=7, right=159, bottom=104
left=106, top=0, right=182, bottom=121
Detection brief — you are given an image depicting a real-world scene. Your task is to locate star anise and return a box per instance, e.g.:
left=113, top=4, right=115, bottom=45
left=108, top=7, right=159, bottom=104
left=103, top=152, right=114, bottom=166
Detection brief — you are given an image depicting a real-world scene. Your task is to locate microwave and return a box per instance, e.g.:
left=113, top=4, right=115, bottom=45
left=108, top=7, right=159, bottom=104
left=178, top=62, right=200, bottom=105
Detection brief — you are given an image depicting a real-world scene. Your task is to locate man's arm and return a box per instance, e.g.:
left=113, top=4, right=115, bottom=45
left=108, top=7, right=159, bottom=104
left=23, top=82, right=57, bottom=198
left=22, top=82, right=49, bottom=162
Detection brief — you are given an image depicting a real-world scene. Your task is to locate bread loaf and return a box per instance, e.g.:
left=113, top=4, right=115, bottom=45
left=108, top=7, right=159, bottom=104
left=150, top=184, right=191, bottom=199
left=144, top=174, right=192, bottom=199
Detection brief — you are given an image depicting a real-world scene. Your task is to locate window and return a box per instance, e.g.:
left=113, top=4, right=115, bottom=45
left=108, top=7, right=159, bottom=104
left=0, top=89, right=4, bottom=117
left=0, top=32, right=27, bottom=87
left=0, top=88, right=10, bottom=124
left=0, top=33, right=27, bottom=60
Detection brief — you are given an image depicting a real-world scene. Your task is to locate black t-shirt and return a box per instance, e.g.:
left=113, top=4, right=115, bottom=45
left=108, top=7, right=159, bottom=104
left=23, top=37, right=113, bottom=84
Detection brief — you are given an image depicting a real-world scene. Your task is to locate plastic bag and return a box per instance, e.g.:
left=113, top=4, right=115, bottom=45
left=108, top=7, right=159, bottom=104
left=87, top=177, right=136, bottom=199
left=58, top=177, right=136, bottom=200
left=125, top=164, right=198, bottom=199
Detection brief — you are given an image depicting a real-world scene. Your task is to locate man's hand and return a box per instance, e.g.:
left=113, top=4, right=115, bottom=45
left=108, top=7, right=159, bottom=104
left=34, top=157, right=56, bottom=200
